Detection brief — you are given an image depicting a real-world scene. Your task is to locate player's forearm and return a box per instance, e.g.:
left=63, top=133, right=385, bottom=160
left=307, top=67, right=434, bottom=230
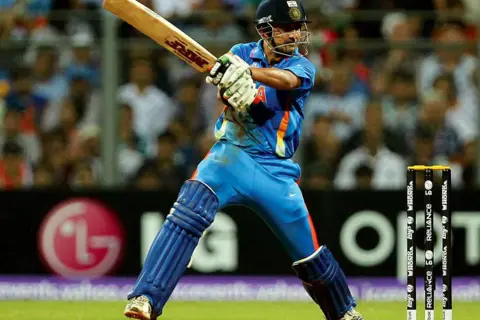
left=250, top=67, right=301, bottom=90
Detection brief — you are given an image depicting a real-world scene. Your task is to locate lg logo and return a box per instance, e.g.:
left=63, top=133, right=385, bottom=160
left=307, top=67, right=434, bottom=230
left=141, top=211, right=238, bottom=272
left=38, top=198, right=124, bottom=278
left=339, top=210, right=480, bottom=280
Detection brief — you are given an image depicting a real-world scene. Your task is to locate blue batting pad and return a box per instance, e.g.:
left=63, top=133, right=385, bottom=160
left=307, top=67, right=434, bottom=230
left=292, top=246, right=356, bottom=320
left=128, top=180, right=218, bottom=316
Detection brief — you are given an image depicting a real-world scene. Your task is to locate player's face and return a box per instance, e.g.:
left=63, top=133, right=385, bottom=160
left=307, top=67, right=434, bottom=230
left=272, top=23, right=303, bottom=54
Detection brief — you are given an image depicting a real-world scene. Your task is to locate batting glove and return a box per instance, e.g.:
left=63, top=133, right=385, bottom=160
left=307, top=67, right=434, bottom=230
left=206, top=53, right=251, bottom=88
left=220, top=72, right=257, bottom=113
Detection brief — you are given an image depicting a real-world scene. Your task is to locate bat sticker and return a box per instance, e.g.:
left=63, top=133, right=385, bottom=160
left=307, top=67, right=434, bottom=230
left=164, top=37, right=210, bottom=69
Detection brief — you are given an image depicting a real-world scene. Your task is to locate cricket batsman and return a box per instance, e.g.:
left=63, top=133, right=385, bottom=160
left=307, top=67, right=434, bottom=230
left=124, top=0, right=363, bottom=319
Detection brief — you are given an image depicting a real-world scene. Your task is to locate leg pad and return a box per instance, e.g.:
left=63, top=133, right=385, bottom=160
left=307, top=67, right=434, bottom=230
left=128, top=180, right=218, bottom=315
left=292, top=246, right=357, bottom=320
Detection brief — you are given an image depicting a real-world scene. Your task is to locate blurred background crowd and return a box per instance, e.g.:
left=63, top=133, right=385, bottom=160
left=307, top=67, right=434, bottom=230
left=0, top=0, right=479, bottom=191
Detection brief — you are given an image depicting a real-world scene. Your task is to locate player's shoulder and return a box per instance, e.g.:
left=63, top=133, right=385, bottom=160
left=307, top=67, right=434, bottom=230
left=283, top=54, right=314, bottom=69
left=280, top=54, right=316, bottom=85
left=229, top=42, right=258, bottom=59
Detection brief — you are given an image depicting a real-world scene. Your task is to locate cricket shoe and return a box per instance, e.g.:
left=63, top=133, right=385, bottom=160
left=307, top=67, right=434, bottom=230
left=339, top=309, right=364, bottom=320
left=124, top=295, right=156, bottom=320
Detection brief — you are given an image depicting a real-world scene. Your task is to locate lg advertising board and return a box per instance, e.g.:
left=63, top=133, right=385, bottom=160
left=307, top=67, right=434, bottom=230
left=0, top=190, right=479, bottom=280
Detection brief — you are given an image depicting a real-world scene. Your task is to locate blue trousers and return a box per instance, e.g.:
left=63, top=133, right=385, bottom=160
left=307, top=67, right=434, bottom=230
left=192, top=140, right=319, bottom=261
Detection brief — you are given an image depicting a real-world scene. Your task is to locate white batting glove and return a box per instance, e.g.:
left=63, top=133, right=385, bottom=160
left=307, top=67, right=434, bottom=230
left=206, top=53, right=250, bottom=88
left=217, top=56, right=251, bottom=89
left=221, top=71, right=257, bottom=113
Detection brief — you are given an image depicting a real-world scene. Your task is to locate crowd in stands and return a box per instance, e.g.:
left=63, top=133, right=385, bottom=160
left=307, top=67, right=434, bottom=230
left=0, top=0, right=479, bottom=190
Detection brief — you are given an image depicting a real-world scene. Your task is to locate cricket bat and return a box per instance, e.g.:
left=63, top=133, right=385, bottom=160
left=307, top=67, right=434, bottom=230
left=103, top=0, right=261, bottom=105
left=102, top=0, right=217, bottom=72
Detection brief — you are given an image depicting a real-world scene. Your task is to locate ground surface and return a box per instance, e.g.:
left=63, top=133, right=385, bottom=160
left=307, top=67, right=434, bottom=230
left=0, top=301, right=475, bottom=319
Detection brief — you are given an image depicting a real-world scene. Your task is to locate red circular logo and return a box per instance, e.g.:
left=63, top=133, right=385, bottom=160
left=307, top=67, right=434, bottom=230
left=38, top=198, right=124, bottom=278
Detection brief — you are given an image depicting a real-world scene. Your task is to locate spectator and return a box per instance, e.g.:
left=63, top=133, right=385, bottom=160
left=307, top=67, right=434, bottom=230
left=198, top=83, right=224, bottom=131
left=334, top=102, right=406, bottom=190
left=169, top=120, right=199, bottom=177
left=63, top=31, right=100, bottom=87
left=350, top=0, right=396, bottom=39
left=462, top=0, right=480, bottom=25
left=2, top=1, right=479, bottom=191
left=371, top=12, right=422, bottom=96
left=432, top=73, right=477, bottom=185
left=305, top=12, right=338, bottom=72
left=318, top=0, right=358, bottom=14
left=392, top=0, right=437, bottom=38
left=152, top=0, right=200, bottom=19
left=57, top=0, right=99, bottom=37
left=40, top=128, right=69, bottom=185
left=117, top=58, right=177, bottom=156
left=133, top=161, right=162, bottom=190
left=5, top=66, right=48, bottom=135
left=76, top=124, right=102, bottom=177
left=42, top=73, right=100, bottom=131
left=354, top=163, right=374, bottom=189
left=0, top=140, right=32, bottom=189
left=33, top=161, right=56, bottom=188
left=0, top=0, right=52, bottom=41
left=153, top=130, right=188, bottom=190
left=185, top=0, right=246, bottom=53
left=54, top=97, right=82, bottom=160
left=304, top=59, right=368, bottom=142
left=302, top=162, right=333, bottom=190
left=433, top=72, right=478, bottom=144
left=152, top=49, right=175, bottom=97
left=380, top=69, right=419, bottom=139
left=408, top=123, right=464, bottom=188
left=0, top=108, right=41, bottom=164
left=31, top=45, right=69, bottom=107
left=174, top=77, right=205, bottom=135
left=414, top=89, right=463, bottom=160
left=418, top=20, right=479, bottom=101
left=0, top=2, right=18, bottom=40
left=118, top=105, right=144, bottom=182
left=341, top=100, right=408, bottom=157
left=302, top=114, right=340, bottom=175
left=336, top=26, right=370, bottom=96
left=70, top=160, right=97, bottom=189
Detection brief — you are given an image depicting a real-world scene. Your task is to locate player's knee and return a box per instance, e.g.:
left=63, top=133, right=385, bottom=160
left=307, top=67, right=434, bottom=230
left=167, top=180, right=219, bottom=237
left=293, top=246, right=338, bottom=284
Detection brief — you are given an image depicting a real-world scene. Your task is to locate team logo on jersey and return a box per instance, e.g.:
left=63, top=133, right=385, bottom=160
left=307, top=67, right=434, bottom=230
left=288, top=7, right=301, bottom=21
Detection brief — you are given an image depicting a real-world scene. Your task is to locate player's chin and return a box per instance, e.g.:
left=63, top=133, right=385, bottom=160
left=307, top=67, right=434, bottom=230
left=280, top=44, right=297, bottom=54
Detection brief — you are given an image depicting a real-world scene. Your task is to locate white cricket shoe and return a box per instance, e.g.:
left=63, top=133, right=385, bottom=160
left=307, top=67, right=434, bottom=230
left=124, top=295, right=156, bottom=320
left=339, top=309, right=364, bottom=320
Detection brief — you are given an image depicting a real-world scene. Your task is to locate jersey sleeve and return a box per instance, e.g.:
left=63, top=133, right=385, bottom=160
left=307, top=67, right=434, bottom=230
left=229, top=44, right=249, bottom=61
left=283, top=58, right=316, bottom=90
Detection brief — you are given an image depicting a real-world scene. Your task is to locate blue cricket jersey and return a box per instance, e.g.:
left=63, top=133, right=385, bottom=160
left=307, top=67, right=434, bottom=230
left=214, top=40, right=315, bottom=160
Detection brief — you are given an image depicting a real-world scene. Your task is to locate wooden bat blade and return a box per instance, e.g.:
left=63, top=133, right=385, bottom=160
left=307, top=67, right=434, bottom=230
left=103, top=0, right=216, bottom=72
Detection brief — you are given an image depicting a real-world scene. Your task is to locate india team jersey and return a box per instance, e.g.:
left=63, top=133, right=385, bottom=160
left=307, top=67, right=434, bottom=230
left=214, top=40, right=315, bottom=160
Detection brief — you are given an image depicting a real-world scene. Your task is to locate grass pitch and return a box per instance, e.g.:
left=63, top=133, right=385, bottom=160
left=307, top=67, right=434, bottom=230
left=0, top=301, right=476, bottom=319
